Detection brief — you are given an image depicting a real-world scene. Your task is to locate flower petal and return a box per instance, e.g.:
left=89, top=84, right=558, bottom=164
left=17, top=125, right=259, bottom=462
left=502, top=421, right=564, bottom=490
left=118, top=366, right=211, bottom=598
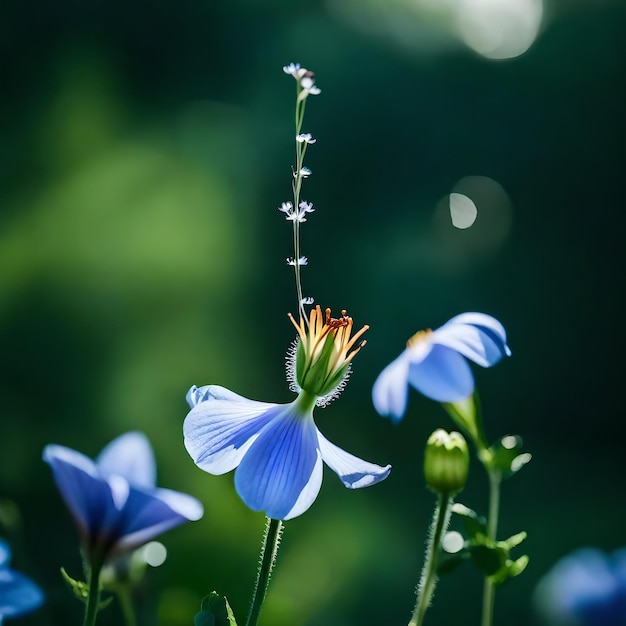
left=96, top=432, right=156, bottom=489
left=408, top=344, right=475, bottom=402
left=318, top=432, right=391, bottom=488
left=234, top=409, right=322, bottom=520
left=43, top=445, right=115, bottom=539
left=0, top=568, right=44, bottom=618
left=372, top=353, right=411, bottom=421
left=113, top=487, right=204, bottom=553
left=435, top=313, right=511, bottom=367
left=184, top=390, right=282, bottom=475
left=186, top=384, right=251, bottom=408
left=0, top=540, right=9, bottom=568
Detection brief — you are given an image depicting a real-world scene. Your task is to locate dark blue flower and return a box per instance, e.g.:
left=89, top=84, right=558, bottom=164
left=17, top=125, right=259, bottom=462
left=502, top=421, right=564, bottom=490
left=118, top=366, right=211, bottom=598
left=43, top=432, right=203, bottom=561
left=0, top=540, right=43, bottom=621
left=534, top=548, right=626, bottom=626
left=372, top=313, right=511, bottom=421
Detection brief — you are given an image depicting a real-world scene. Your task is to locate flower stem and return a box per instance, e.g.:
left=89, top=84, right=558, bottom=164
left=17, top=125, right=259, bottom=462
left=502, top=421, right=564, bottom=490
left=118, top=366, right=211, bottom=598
left=83, top=557, right=105, bottom=626
left=408, top=494, right=453, bottom=626
left=245, top=517, right=284, bottom=626
left=116, top=586, right=137, bottom=626
left=481, top=470, right=501, bottom=626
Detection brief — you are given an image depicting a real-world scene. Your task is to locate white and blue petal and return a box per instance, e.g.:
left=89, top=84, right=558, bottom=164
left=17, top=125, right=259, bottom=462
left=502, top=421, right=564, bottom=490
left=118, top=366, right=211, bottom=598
left=408, top=344, right=475, bottom=402
left=96, top=432, right=156, bottom=489
left=234, top=407, right=323, bottom=520
left=435, top=313, right=511, bottom=367
left=372, top=353, right=412, bottom=421
left=317, top=432, right=391, bottom=488
left=184, top=390, right=283, bottom=475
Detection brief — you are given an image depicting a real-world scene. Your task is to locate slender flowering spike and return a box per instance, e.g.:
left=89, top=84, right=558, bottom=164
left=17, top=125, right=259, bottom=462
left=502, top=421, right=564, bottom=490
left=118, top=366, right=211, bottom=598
left=184, top=307, right=390, bottom=520
left=372, top=313, right=511, bottom=421
left=0, top=540, right=44, bottom=621
left=43, top=432, right=204, bottom=561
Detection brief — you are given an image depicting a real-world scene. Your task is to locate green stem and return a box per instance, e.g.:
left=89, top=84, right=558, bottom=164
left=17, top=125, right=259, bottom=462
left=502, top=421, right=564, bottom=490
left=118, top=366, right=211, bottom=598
left=83, top=556, right=105, bottom=626
left=481, top=470, right=501, bottom=626
left=116, top=586, right=137, bottom=626
left=408, top=494, right=453, bottom=626
left=245, top=517, right=284, bottom=626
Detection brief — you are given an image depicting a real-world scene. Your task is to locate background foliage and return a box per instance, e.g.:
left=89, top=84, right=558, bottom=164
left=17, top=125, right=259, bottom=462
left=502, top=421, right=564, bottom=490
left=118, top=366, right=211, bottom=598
left=1, top=0, right=625, bottom=624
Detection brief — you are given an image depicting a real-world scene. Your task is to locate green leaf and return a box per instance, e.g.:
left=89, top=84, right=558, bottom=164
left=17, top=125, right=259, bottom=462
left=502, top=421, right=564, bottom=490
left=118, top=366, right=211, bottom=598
left=60, top=568, right=113, bottom=610
left=488, top=435, right=532, bottom=479
left=437, top=551, right=470, bottom=576
left=441, top=390, right=488, bottom=451
left=194, top=592, right=238, bottom=626
left=60, top=567, right=89, bottom=603
left=451, top=502, right=487, bottom=539
left=470, top=543, right=507, bottom=576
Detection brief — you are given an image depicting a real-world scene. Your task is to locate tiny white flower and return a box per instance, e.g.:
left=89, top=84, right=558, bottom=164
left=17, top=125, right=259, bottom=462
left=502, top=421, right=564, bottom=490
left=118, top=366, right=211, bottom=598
left=298, top=201, right=314, bottom=215
left=287, top=256, right=308, bottom=266
left=283, top=63, right=307, bottom=79
left=300, top=297, right=315, bottom=305
left=279, top=201, right=293, bottom=215
left=300, top=167, right=312, bottom=178
left=296, top=133, right=317, bottom=144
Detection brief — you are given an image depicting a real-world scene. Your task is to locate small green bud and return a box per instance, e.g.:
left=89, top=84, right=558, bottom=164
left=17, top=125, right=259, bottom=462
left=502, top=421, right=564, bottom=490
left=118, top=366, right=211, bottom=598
left=424, top=429, right=469, bottom=495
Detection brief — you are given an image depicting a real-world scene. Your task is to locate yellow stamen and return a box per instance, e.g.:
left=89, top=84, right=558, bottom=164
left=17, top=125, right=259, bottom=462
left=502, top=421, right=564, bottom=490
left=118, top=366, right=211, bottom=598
left=406, top=328, right=433, bottom=348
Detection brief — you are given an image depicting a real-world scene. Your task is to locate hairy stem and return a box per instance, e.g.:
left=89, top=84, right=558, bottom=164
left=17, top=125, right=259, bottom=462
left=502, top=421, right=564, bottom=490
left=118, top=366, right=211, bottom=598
left=245, top=517, right=284, bottom=626
left=408, top=494, right=453, bottom=626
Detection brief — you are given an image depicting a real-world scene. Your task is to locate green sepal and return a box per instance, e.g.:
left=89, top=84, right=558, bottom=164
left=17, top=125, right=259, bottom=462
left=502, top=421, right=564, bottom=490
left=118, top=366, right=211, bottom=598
left=441, top=391, right=489, bottom=453
left=194, top=592, right=238, bottom=626
left=317, top=363, right=349, bottom=398
left=295, top=338, right=307, bottom=387
left=60, top=568, right=113, bottom=610
left=300, top=333, right=335, bottom=395
left=487, top=435, right=532, bottom=479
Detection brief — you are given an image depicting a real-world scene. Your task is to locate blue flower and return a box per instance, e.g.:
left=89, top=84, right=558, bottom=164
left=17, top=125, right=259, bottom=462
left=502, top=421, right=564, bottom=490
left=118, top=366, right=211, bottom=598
left=533, top=548, right=626, bottom=626
left=184, top=306, right=391, bottom=520
left=372, top=313, right=511, bottom=421
left=43, top=432, right=204, bottom=561
left=0, top=540, right=43, bottom=621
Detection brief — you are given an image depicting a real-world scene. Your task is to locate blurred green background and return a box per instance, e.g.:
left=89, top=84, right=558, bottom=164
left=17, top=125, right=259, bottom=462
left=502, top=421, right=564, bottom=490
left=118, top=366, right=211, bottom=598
left=1, top=0, right=625, bottom=624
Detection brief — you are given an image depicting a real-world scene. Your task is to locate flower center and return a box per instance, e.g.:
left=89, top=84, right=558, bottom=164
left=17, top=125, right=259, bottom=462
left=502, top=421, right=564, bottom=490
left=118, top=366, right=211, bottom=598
left=406, top=328, right=433, bottom=348
left=287, top=305, right=369, bottom=399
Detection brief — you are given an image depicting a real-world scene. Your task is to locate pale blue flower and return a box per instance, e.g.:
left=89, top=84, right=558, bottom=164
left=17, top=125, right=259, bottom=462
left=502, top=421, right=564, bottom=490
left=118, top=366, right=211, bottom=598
left=373, top=312, right=511, bottom=421
left=0, top=540, right=43, bottom=622
left=533, top=548, right=626, bottom=625
left=44, top=432, right=204, bottom=561
left=184, top=306, right=391, bottom=520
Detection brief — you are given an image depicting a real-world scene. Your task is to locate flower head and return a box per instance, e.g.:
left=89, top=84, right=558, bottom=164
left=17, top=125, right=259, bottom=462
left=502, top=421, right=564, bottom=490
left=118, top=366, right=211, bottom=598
left=43, top=432, right=204, bottom=561
left=184, top=307, right=389, bottom=520
left=287, top=305, right=369, bottom=403
left=0, top=540, right=43, bottom=621
left=533, top=548, right=626, bottom=625
left=373, top=313, right=511, bottom=421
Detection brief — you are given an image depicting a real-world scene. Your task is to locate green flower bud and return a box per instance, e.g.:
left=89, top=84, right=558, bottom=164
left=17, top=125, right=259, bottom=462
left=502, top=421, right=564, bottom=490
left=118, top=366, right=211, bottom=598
left=424, top=429, right=469, bottom=495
